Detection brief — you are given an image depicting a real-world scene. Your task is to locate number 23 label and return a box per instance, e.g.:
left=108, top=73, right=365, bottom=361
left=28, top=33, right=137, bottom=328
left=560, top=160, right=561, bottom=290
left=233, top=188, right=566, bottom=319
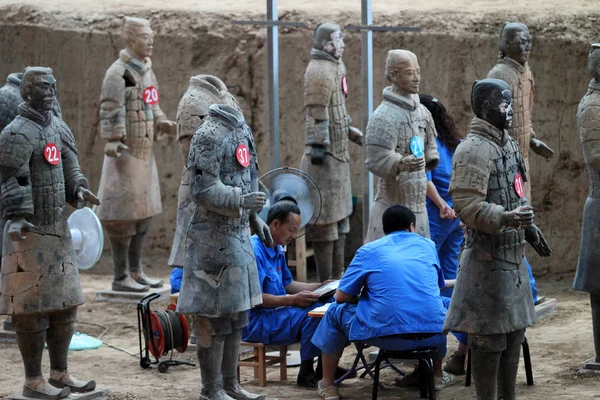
left=236, top=144, right=250, bottom=168
left=44, top=143, right=61, bottom=165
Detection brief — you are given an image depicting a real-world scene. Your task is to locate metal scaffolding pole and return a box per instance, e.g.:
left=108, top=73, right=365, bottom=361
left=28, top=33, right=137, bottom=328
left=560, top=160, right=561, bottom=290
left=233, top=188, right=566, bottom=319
left=267, top=0, right=279, bottom=170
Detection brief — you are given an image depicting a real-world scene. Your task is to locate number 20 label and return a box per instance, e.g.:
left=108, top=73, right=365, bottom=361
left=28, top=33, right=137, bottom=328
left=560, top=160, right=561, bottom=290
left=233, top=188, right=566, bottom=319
left=143, top=86, right=160, bottom=105
left=236, top=144, right=250, bottom=168
left=44, top=143, right=61, bottom=165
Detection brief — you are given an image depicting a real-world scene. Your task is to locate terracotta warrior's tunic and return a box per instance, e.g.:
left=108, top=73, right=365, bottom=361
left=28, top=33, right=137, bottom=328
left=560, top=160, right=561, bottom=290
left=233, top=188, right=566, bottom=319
left=0, top=104, right=87, bottom=315
left=444, top=117, right=535, bottom=335
left=300, top=49, right=353, bottom=241
left=573, top=79, right=600, bottom=294
left=177, top=105, right=262, bottom=317
left=365, top=89, right=439, bottom=241
left=169, top=76, right=240, bottom=267
left=95, top=50, right=166, bottom=222
left=488, top=56, right=535, bottom=202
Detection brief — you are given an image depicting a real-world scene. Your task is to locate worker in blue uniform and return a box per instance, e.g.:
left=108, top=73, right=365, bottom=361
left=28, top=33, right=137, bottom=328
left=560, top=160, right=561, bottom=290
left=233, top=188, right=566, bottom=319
left=312, top=205, right=456, bottom=400
left=243, top=200, right=336, bottom=388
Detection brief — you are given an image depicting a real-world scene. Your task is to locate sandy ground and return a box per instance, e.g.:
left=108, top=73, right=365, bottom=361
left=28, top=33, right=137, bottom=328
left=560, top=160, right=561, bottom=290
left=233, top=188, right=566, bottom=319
left=1, top=249, right=600, bottom=399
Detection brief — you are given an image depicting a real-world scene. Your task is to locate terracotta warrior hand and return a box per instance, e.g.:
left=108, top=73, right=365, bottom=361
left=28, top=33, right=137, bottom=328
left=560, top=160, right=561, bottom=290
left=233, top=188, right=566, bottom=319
left=156, top=119, right=177, bottom=140
left=348, top=126, right=363, bottom=146
left=525, top=224, right=552, bottom=257
left=530, top=137, right=555, bottom=159
left=502, top=205, right=534, bottom=228
left=7, top=217, right=36, bottom=241
left=250, top=213, right=274, bottom=248
left=77, top=187, right=101, bottom=207
left=104, top=140, right=129, bottom=157
left=310, top=145, right=326, bottom=165
left=240, top=191, right=267, bottom=213
left=397, top=154, right=426, bottom=173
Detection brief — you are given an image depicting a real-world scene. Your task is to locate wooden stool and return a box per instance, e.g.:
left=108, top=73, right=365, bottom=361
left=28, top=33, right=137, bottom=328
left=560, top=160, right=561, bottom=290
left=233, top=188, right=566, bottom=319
left=287, top=235, right=314, bottom=282
left=237, top=342, right=287, bottom=387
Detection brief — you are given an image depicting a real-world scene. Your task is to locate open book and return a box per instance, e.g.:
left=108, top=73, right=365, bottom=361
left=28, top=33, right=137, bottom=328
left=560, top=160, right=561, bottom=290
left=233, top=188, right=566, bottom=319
left=308, top=302, right=332, bottom=318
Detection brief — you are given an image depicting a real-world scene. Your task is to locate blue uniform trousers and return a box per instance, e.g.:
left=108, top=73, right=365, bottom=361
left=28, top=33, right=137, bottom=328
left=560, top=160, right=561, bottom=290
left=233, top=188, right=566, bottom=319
left=311, top=303, right=447, bottom=360
left=243, top=302, right=324, bottom=361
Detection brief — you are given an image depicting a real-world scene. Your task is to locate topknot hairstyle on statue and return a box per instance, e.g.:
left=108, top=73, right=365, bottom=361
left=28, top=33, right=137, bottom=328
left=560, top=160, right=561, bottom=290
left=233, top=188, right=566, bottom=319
left=312, top=22, right=341, bottom=50
left=385, top=49, right=418, bottom=82
left=588, top=43, right=600, bottom=80
left=471, top=78, right=511, bottom=118
left=382, top=205, right=416, bottom=235
left=20, top=66, right=54, bottom=100
left=122, top=16, right=151, bottom=45
left=498, top=22, right=530, bottom=58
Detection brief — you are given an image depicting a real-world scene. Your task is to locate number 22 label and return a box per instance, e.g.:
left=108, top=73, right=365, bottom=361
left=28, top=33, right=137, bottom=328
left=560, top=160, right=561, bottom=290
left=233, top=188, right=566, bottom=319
left=44, top=143, right=61, bottom=165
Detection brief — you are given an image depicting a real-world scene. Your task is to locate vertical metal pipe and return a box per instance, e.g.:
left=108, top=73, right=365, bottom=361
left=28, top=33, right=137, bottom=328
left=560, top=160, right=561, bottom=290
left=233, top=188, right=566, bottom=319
left=361, top=0, right=374, bottom=242
left=267, top=0, right=280, bottom=169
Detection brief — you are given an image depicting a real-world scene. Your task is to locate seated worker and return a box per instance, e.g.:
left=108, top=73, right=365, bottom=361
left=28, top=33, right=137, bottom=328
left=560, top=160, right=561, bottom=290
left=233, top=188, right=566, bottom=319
left=243, top=200, right=337, bottom=388
left=312, top=205, right=456, bottom=400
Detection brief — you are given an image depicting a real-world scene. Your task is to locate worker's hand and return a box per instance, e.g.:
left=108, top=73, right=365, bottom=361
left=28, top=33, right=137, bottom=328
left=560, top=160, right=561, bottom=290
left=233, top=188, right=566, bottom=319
left=310, top=145, right=326, bottom=165
left=444, top=279, right=456, bottom=289
left=397, top=155, right=426, bottom=173
left=250, top=213, right=274, bottom=248
left=104, top=141, right=129, bottom=157
left=76, top=187, right=101, bottom=207
left=530, top=138, right=554, bottom=160
left=291, top=291, right=320, bottom=307
left=241, top=192, right=267, bottom=212
left=525, top=224, right=552, bottom=257
left=8, top=218, right=35, bottom=241
left=439, top=202, right=456, bottom=220
left=348, top=126, right=363, bottom=146
left=502, top=205, right=534, bottom=228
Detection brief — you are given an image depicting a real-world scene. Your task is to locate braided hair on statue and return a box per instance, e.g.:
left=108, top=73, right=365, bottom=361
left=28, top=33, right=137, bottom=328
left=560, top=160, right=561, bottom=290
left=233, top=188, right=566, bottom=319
left=419, top=94, right=461, bottom=152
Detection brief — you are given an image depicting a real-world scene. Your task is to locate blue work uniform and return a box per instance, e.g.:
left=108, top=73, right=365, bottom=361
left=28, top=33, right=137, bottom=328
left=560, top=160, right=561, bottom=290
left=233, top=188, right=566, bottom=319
left=169, top=267, right=183, bottom=294
left=311, top=231, right=447, bottom=360
left=243, top=235, right=322, bottom=361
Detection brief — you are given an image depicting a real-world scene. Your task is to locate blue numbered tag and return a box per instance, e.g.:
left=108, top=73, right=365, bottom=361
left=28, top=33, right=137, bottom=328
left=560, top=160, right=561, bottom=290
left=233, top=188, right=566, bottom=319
left=410, top=136, right=424, bottom=157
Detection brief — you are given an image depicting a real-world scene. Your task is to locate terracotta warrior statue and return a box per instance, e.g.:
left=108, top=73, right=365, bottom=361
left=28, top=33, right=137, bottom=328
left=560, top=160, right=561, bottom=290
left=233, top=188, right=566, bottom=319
left=177, top=104, right=273, bottom=400
left=300, top=22, right=363, bottom=280
left=0, top=67, right=99, bottom=399
left=96, top=16, right=176, bottom=292
left=487, top=22, right=554, bottom=202
left=365, top=49, right=439, bottom=241
left=169, top=75, right=240, bottom=274
left=444, top=78, right=551, bottom=399
left=573, top=43, right=600, bottom=371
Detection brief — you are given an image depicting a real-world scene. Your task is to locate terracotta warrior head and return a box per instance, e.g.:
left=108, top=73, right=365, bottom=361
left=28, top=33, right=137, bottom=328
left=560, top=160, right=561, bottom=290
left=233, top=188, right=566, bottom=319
left=472, top=78, right=514, bottom=131
left=21, top=66, right=56, bottom=114
left=588, top=43, right=600, bottom=81
left=122, top=17, right=154, bottom=61
left=385, top=49, right=420, bottom=97
left=312, top=22, right=344, bottom=59
left=499, top=22, right=531, bottom=65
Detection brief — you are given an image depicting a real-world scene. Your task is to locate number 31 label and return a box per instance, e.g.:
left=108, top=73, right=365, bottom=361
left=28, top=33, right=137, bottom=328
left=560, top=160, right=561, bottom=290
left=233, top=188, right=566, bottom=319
left=143, top=86, right=160, bottom=105
left=44, top=143, right=61, bottom=165
left=236, top=144, right=250, bottom=168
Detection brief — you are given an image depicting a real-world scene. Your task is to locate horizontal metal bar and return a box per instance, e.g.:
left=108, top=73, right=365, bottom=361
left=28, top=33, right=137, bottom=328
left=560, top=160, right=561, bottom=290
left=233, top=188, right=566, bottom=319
left=232, top=20, right=307, bottom=27
left=344, top=24, right=421, bottom=32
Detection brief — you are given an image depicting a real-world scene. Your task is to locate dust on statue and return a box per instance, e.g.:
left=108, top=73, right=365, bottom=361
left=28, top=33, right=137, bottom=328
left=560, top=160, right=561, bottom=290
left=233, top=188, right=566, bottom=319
left=0, top=67, right=101, bottom=399
left=95, top=16, right=177, bottom=292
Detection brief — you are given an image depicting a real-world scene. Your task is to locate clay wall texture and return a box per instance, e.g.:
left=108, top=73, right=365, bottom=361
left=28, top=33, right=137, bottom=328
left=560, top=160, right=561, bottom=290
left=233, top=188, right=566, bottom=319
left=0, top=13, right=592, bottom=277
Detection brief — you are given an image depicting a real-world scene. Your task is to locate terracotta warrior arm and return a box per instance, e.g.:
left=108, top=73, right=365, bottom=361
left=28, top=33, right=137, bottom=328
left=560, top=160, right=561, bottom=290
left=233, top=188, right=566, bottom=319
left=188, top=133, right=242, bottom=218
left=150, top=70, right=167, bottom=123
left=365, top=114, right=402, bottom=180
left=579, top=104, right=600, bottom=169
left=0, top=131, right=34, bottom=220
left=424, top=111, right=440, bottom=171
left=59, top=124, right=90, bottom=208
left=306, top=105, right=330, bottom=146
left=450, top=143, right=505, bottom=234
left=305, top=70, right=334, bottom=147
left=99, top=66, right=127, bottom=141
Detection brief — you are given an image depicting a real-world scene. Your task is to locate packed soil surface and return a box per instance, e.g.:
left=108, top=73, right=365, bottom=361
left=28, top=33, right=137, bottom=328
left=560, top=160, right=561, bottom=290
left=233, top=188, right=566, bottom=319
left=0, top=250, right=600, bottom=399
